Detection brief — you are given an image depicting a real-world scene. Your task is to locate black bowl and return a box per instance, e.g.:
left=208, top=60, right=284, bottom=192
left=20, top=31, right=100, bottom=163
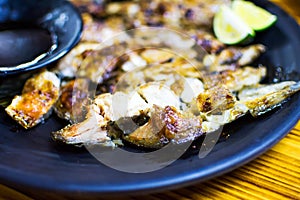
left=0, top=0, right=83, bottom=76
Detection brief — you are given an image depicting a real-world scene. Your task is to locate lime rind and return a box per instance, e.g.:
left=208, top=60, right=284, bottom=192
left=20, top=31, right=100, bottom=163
left=232, top=0, right=277, bottom=31
left=213, top=5, right=255, bottom=45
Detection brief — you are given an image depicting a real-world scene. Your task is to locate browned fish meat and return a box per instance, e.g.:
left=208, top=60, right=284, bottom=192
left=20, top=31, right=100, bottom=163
left=191, top=31, right=225, bottom=54
left=204, top=44, right=266, bottom=71
left=81, top=13, right=128, bottom=43
left=70, top=0, right=105, bottom=16
left=105, top=0, right=231, bottom=28
left=5, top=71, right=60, bottom=129
left=123, top=105, right=202, bottom=148
left=201, top=66, right=267, bottom=91
left=54, top=78, right=90, bottom=123
left=52, top=93, right=114, bottom=145
left=196, top=85, right=236, bottom=114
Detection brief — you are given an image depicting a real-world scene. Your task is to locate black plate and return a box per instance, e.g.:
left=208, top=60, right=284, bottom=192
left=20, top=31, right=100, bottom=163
left=0, top=0, right=299, bottom=198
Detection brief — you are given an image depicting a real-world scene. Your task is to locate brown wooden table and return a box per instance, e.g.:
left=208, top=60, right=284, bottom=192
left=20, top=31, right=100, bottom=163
left=0, top=1, right=299, bottom=199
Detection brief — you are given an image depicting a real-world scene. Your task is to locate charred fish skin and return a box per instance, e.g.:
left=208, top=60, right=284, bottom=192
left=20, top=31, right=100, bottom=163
left=52, top=93, right=115, bottom=146
left=121, top=105, right=203, bottom=148
left=5, top=71, right=60, bottom=129
left=201, top=66, right=267, bottom=91
left=70, top=0, right=106, bottom=17
left=51, top=0, right=300, bottom=149
left=105, top=0, right=231, bottom=29
left=204, top=44, right=266, bottom=72
left=54, top=78, right=90, bottom=123
left=51, top=108, right=113, bottom=146
left=52, top=61, right=300, bottom=148
left=239, top=81, right=300, bottom=117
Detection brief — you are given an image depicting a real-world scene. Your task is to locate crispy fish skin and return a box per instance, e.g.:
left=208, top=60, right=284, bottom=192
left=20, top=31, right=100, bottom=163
left=199, top=81, right=300, bottom=133
left=122, top=107, right=166, bottom=149
left=52, top=93, right=114, bottom=145
left=191, top=31, right=225, bottom=54
left=204, top=44, right=266, bottom=71
left=239, top=81, right=300, bottom=117
left=55, top=42, right=102, bottom=78
left=53, top=81, right=300, bottom=147
left=5, top=71, right=60, bottom=129
left=105, top=0, right=231, bottom=28
left=162, top=106, right=202, bottom=143
left=123, top=105, right=202, bottom=148
left=202, top=66, right=267, bottom=91
left=69, top=0, right=105, bottom=16
left=51, top=0, right=300, bottom=149
left=51, top=109, right=113, bottom=146
left=54, top=78, right=90, bottom=123
left=81, top=13, right=129, bottom=43
left=196, top=85, right=236, bottom=114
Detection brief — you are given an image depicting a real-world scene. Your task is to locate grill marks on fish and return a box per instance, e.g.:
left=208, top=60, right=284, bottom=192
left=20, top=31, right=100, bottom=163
left=52, top=60, right=300, bottom=148
left=54, top=78, right=90, bottom=124
left=104, top=0, right=231, bottom=29
left=203, top=44, right=266, bottom=71
left=5, top=71, right=60, bottom=129
left=49, top=0, right=298, bottom=148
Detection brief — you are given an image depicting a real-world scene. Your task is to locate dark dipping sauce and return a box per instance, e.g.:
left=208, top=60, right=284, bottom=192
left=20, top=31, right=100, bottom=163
left=0, top=23, right=53, bottom=67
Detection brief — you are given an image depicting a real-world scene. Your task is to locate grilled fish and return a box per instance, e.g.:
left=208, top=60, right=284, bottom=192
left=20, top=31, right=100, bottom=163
left=52, top=93, right=114, bottom=145
left=69, top=0, right=106, bottom=16
left=33, top=0, right=300, bottom=149
left=52, top=59, right=300, bottom=148
left=5, top=70, right=60, bottom=129
left=201, top=66, right=267, bottom=91
left=204, top=44, right=266, bottom=71
left=54, top=78, right=90, bottom=123
left=105, top=0, right=231, bottom=28
left=199, top=81, right=300, bottom=133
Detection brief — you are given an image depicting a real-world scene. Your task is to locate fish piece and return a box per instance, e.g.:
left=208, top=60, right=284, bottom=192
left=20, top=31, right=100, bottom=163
left=52, top=90, right=150, bottom=145
left=191, top=31, right=225, bottom=54
left=70, top=0, right=105, bottom=16
left=121, top=52, right=147, bottom=72
left=65, top=43, right=127, bottom=83
left=122, top=106, right=166, bottom=149
left=204, top=44, right=266, bottom=71
left=202, top=66, right=267, bottom=91
left=55, top=42, right=102, bottom=78
left=5, top=71, right=60, bottom=129
left=196, top=85, right=236, bottom=114
left=52, top=107, right=113, bottom=146
left=55, top=13, right=130, bottom=79
left=52, top=81, right=181, bottom=146
left=201, top=102, right=248, bottom=132
left=180, top=77, right=205, bottom=103
left=52, top=93, right=114, bottom=145
left=123, top=105, right=202, bottom=148
left=106, top=1, right=141, bottom=20
left=105, top=0, right=231, bottom=28
left=54, top=78, right=90, bottom=123
left=81, top=13, right=130, bottom=43
left=200, top=81, right=300, bottom=131
left=137, top=82, right=181, bottom=110
left=117, top=62, right=203, bottom=98
left=239, top=81, right=300, bottom=117
left=140, top=49, right=174, bottom=64
left=180, top=0, right=232, bottom=28
left=162, top=106, right=203, bottom=144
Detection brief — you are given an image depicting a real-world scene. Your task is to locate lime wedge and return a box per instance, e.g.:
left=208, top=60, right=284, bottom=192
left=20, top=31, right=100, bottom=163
left=213, top=5, right=255, bottom=45
left=232, top=0, right=277, bottom=31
